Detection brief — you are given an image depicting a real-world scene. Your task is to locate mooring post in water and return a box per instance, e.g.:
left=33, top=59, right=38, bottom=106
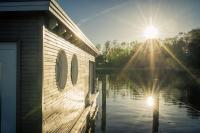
left=101, top=75, right=107, bottom=132
left=152, top=93, right=159, bottom=133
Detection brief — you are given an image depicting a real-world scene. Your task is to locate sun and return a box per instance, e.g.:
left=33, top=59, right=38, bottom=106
left=144, top=25, right=159, bottom=39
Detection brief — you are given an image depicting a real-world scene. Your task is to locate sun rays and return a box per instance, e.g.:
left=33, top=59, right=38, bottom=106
left=117, top=32, right=199, bottom=98
left=95, top=0, right=200, bottom=97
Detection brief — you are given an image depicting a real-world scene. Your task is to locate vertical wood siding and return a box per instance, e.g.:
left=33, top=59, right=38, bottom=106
left=42, top=27, right=95, bottom=132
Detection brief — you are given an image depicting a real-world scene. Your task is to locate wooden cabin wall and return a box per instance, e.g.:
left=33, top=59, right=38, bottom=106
left=42, top=27, right=95, bottom=132
left=0, top=14, right=43, bottom=133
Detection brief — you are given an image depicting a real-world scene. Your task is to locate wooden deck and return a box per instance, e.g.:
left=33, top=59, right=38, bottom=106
left=71, top=92, right=99, bottom=133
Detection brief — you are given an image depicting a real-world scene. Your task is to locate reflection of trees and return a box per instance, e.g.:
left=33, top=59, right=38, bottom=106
left=108, top=79, right=141, bottom=99
left=97, top=70, right=200, bottom=119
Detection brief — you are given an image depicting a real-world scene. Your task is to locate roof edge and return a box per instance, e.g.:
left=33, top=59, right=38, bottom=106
left=49, top=0, right=99, bottom=55
left=0, top=0, right=100, bottom=55
left=0, top=1, right=50, bottom=11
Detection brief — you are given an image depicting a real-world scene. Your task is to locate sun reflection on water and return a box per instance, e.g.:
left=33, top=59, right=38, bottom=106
left=146, top=96, right=154, bottom=107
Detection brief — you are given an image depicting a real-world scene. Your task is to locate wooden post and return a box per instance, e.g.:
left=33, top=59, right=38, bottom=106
left=152, top=93, right=159, bottom=133
left=101, top=75, right=107, bottom=132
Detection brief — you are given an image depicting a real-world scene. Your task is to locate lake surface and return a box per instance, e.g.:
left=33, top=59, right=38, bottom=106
left=94, top=71, right=200, bottom=133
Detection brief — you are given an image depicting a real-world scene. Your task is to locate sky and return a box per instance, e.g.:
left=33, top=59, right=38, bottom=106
left=59, top=0, right=200, bottom=44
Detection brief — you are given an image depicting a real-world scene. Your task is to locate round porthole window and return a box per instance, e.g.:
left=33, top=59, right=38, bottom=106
left=71, top=54, right=78, bottom=85
left=56, top=50, right=68, bottom=90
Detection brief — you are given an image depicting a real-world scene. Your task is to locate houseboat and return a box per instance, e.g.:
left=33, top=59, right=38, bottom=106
left=0, top=0, right=99, bottom=132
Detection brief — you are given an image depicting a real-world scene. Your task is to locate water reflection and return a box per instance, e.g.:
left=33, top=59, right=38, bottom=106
left=146, top=96, right=154, bottom=107
left=95, top=71, right=200, bottom=133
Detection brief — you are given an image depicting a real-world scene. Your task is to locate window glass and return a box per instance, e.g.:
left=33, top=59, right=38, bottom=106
left=56, top=50, right=68, bottom=90
left=71, top=54, right=78, bottom=85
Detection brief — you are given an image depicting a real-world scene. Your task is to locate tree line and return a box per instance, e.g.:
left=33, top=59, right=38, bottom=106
left=96, top=29, right=200, bottom=71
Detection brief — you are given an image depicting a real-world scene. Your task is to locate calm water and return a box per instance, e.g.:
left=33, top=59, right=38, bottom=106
left=94, top=71, right=200, bottom=133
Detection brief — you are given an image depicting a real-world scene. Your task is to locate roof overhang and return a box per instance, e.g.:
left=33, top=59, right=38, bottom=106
left=0, top=0, right=99, bottom=56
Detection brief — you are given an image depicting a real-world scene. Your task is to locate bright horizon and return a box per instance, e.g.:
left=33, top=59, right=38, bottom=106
left=59, top=0, right=200, bottom=44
